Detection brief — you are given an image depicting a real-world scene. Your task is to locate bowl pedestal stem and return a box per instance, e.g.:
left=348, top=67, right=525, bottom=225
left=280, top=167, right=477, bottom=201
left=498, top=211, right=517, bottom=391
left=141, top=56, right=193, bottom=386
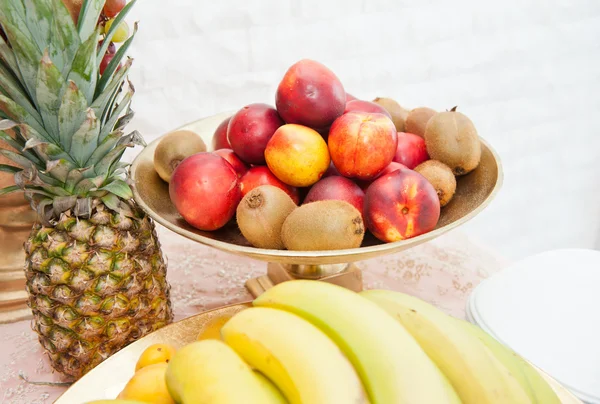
left=245, top=262, right=363, bottom=298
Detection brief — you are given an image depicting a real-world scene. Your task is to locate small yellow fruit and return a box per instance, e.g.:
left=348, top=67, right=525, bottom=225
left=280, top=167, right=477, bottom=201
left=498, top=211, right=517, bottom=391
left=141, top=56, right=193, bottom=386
left=118, top=363, right=174, bottom=404
left=104, top=18, right=129, bottom=43
left=135, top=343, right=177, bottom=371
left=196, top=314, right=233, bottom=341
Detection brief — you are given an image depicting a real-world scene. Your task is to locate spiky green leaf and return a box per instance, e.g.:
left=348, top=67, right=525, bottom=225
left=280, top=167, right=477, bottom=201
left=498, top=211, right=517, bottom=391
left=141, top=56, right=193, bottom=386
left=96, top=21, right=138, bottom=95
left=0, top=95, right=47, bottom=139
left=100, top=178, right=132, bottom=199
left=99, top=86, right=132, bottom=142
left=65, top=166, right=94, bottom=192
left=0, top=13, right=41, bottom=104
left=23, top=0, right=53, bottom=58
left=50, top=0, right=80, bottom=76
left=0, top=185, right=19, bottom=195
left=45, top=158, right=72, bottom=182
left=0, top=163, right=21, bottom=173
left=58, top=81, right=87, bottom=151
left=0, top=130, right=43, bottom=166
left=67, top=28, right=99, bottom=104
left=70, top=108, right=100, bottom=165
left=36, top=50, right=64, bottom=142
left=100, top=192, right=120, bottom=211
left=0, top=55, right=41, bottom=122
left=91, top=57, right=131, bottom=119
left=0, top=148, right=41, bottom=169
left=93, top=142, right=128, bottom=177
left=87, top=129, right=122, bottom=166
left=77, top=0, right=105, bottom=42
left=0, top=34, right=23, bottom=83
left=73, top=175, right=103, bottom=195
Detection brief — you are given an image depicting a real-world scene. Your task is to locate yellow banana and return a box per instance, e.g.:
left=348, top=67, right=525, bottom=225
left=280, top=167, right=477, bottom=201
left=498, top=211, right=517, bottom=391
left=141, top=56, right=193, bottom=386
left=254, top=280, right=456, bottom=404
left=220, top=306, right=367, bottom=404
left=361, top=289, right=532, bottom=404
left=165, top=339, right=286, bottom=404
left=454, top=319, right=561, bottom=404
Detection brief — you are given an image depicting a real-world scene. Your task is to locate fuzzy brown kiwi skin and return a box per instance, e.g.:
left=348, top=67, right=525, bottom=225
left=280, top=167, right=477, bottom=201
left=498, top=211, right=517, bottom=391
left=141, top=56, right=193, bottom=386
left=281, top=200, right=365, bottom=251
left=236, top=185, right=297, bottom=250
left=372, top=97, right=409, bottom=132
left=154, top=130, right=207, bottom=183
left=414, top=160, right=457, bottom=207
left=423, top=108, right=481, bottom=176
left=405, top=107, right=436, bottom=138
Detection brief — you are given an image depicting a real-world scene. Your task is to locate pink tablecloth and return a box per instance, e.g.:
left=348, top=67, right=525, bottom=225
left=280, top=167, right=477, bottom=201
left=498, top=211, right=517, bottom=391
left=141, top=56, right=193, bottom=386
left=0, top=225, right=507, bottom=403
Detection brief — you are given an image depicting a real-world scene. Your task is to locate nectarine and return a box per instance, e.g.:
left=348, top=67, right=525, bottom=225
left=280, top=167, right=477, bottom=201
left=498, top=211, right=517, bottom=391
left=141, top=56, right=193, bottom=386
left=211, top=116, right=231, bottom=150
left=344, top=99, right=392, bottom=119
left=364, top=168, right=440, bottom=242
left=213, top=149, right=248, bottom=178
left=169, top=153, right=241, bottom=231
left=275, top=59, right=346, bottom=130
left=265, top=124, right=330, bottom=187
left=393, top=132, right=429, bottom=169
left=303, top=176, right=365, bottom=220
left=328, top=111, right=398, bottom=180
left=227, top=103, right=284, bottom=164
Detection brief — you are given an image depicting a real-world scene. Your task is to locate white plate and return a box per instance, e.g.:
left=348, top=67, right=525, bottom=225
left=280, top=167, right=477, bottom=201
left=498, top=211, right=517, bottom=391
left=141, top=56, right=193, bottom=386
left=467, top=248, right=600, bottom=404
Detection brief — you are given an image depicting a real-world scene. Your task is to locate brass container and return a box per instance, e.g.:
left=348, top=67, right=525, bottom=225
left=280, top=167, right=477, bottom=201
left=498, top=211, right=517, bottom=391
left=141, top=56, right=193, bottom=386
left=130, top=112, right=503, bottom=297
left=0, top=137, right=36, bottom=323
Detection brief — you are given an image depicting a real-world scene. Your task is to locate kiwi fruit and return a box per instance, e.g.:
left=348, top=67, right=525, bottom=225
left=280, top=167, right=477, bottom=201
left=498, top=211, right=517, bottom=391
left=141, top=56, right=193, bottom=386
left=281, top=200, right=364, bottom=251
left=405, top=107, right=436, bottom=137
left=154, top=129, right=207, bottom=182
left=424, top=107, right=481, bottom=176
left=414, top=160, right=457, bottom=207
left=236, top=185, right=297, bottom=249
left=372, top=97, right=409, bottom=132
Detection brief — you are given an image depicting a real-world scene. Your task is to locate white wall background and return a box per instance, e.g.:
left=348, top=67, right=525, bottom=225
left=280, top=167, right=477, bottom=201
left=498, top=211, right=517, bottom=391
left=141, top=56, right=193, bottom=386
left=124, top=0, right=600, bottom=261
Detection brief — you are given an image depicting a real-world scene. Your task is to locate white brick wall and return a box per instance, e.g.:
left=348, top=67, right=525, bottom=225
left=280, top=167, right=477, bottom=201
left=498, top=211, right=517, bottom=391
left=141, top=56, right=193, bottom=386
left=124, top=0, right=600, bottom=260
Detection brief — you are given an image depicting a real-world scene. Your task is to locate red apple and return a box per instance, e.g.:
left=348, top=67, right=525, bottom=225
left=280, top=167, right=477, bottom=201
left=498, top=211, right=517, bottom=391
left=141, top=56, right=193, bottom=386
left=275, top=59, right=346, bottom=130
left=227, top=104, right=284, bottom=164
left=169, top=153, right=241, bottom=231
left=328, top=111, right=398, bottom=180
left=214, top=149, right=248, bottom=178
left=303, top=176, right=365, bottom=220
left=212, top=116, right=232, bottom=150
left=364, top=168, right=440, bottom=242
left=239, top=166, right=300, bottom=204
left=344, top=99, right=392, bottom=119
left=394, top=132, right=429, bottom=169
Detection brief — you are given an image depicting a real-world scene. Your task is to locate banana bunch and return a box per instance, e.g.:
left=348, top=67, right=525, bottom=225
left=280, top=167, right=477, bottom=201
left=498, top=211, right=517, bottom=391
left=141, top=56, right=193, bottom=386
left=93, top=280, right=561, bottom=404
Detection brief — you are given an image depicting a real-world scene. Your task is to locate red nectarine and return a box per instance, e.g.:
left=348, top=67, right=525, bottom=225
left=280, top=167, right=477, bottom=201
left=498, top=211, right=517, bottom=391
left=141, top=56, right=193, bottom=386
left=303, top=176, right=365, bottom=220
left=344, top=99, right=392, bottom=119
left=394, top=132, right=429, bottom=169
left=240, top=166, right=300, bottom=204
left=212, top=116, right=231, bottom=150
left=169, top=153, right=241, bottom=231
left=214, top=149, right=248, bottom=178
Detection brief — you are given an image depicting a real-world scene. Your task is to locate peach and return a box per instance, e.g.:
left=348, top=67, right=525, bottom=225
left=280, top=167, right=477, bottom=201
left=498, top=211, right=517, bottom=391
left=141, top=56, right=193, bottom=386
left=169, top=153, right=241, bottom=231
left=328, top=111, right=398, bottom=180
left=275, top=59, right=346, bottom=130
left=227, top=103, right=284, bottom=164
left=265, top=124, right=330, bottom=187
left=394, top=132, right=429, bottom=169
left=364, top=168, right=440, bottom=242
left=211, top=116, right=231, bottom=150
left=239, top=166, right=300, bottom=204
left=213, top=149, right=248, bottom=178
left=344, top=99, right=392, bottom=119
left=303, top=176, right=365, bottom=220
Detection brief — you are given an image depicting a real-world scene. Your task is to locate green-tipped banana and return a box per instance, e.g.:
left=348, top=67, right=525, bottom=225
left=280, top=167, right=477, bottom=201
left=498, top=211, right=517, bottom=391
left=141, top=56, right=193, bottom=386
left=254, top=280, right=456, bottom=404
left=165, top=340, right=286, bottom=404
left=221, top=307, right=367, bottom=404
left=361, top=289, right=532, bottom=404
left=454, top=319, right=560, bottom=404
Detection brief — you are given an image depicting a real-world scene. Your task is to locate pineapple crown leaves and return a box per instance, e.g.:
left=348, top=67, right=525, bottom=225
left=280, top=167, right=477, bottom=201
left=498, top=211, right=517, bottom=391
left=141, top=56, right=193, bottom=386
left=0, top=0, right=145, bottom=223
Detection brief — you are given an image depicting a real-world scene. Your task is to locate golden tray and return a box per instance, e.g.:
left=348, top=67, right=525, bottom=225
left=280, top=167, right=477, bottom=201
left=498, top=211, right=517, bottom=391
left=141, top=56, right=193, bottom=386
left=130, top=111, right=504, bottom=296
left=55, top=302, right=582, bottom=403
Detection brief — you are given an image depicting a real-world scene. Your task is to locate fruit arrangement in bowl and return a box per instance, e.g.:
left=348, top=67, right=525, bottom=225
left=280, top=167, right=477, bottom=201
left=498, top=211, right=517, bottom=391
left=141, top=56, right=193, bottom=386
left=148, top=59, right=496, bottom=254
left=65, top=281, right=576, bottom=404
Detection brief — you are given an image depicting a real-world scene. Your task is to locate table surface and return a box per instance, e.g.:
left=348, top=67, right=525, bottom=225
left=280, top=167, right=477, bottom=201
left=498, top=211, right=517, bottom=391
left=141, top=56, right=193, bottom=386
left=0, top=225, right=506, bottom=403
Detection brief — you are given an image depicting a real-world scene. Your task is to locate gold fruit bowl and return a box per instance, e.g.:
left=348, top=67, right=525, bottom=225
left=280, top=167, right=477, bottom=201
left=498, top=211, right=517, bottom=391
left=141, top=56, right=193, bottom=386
left=55, top=302, right=581, bottom=403
left=130, top=111, right=503, bottom=295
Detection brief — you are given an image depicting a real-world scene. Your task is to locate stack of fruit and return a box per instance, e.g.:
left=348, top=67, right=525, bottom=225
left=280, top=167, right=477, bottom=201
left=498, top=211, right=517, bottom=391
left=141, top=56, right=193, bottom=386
left=155, top=59, right=483, bottom=250
left=93, top=280, right=560, bottom=404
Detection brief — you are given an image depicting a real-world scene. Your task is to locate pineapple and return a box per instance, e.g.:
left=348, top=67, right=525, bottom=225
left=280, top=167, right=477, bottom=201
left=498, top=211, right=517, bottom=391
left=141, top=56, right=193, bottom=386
left=0, top=0, right=173, bottom=379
